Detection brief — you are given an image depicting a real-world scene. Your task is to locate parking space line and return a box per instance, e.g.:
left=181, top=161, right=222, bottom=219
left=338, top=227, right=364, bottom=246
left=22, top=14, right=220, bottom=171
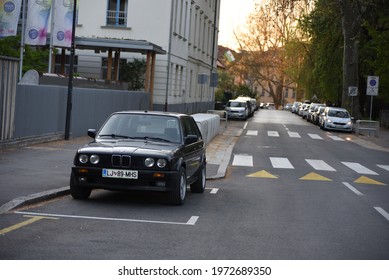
left=15, top=211, right=199, bottom=226
left=374, top=207, right=389, bottom=222
left=0, top=215, right=58, bottom=235
left=342, top=182, right=364, bottom=196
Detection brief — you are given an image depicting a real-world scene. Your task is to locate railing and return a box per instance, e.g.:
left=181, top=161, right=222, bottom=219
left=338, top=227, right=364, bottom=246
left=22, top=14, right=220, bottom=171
left=106, top=10, right=127, bottom=26
left=354, top=120, right=380, bottom=137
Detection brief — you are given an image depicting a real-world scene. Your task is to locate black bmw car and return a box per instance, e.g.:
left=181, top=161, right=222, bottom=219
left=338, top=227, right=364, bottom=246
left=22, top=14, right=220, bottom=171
left=70, top=111, right=206, bottom=205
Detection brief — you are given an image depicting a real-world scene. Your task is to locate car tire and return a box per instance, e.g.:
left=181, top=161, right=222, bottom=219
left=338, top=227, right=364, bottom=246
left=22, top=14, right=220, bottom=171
left=190, top=163, right=206, bottom=193
left=70, top=173, right=91, bottom=200
left=167, top=167, right=187, bottom=205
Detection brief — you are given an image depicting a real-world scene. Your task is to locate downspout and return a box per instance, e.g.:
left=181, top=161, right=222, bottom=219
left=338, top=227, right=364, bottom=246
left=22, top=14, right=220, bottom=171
left=210, top=0, right=218, bottom=104
left=164, top=0, right=174, bottom=112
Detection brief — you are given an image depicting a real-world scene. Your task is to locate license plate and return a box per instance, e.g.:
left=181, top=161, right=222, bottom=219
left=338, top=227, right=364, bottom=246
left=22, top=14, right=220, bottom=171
left=102, top=169, right=138, bottom=179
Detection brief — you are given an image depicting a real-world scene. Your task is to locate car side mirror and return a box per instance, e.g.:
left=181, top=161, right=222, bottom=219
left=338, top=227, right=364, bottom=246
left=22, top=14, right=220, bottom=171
left=185, top=135, right=199, bottom=145
left=87, top=129, right=96, bottom=139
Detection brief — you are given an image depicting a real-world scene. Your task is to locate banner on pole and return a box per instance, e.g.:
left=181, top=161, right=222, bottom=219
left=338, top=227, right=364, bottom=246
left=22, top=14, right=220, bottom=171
left=52, top=0, right=74, bottom=48
left=0, top=0, right=22, bottom=37
left=24, top=0, right=52, bottom=45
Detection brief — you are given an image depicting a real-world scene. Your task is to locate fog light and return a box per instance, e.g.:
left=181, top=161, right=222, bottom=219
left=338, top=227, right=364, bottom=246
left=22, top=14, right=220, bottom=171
left=153, top=172, right=165, bottom=178
left=79, top=177, right=87, bottom=182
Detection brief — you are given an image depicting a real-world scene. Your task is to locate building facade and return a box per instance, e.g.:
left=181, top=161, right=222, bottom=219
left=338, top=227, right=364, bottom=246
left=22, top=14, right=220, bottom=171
left=63, top=0, right=220, bottom=113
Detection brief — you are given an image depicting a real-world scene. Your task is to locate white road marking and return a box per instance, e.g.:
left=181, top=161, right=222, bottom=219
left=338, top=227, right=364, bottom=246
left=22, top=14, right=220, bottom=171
left=268, top=131, right=280, bottom=137
left=377, top=165, right=389, bottom=172
left=246, top=130, right=258, bottom=136
left=270, top=157, right=294, bottom=169
left=342, top=162, right=378, bottom=175
left=243, top=122, right=248, bottom=129
left=288, top=132, right=301, bottom=138
left=232, top=155, right=253, bottom=167
left=308, top=133, right=323, bottom=140
left=209, top=188, right=219, bottom=194
left=15, top=211, right=199, bottom=226
left=328, top=135, right=345, bottom=141
left=342, top=182, right=364, bottom=196
left=306, top=159, right=336, bottom=171
left=374, top=207, right=389, bottom=222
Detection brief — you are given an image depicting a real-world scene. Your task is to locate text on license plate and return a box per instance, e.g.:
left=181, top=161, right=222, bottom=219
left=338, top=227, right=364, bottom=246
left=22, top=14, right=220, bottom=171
left=102, top=169, right=138, bottom=179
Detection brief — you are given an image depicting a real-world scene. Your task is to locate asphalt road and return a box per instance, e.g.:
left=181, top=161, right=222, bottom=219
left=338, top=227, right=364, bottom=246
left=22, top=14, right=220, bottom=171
left=1, top=110, right=388, bottom=260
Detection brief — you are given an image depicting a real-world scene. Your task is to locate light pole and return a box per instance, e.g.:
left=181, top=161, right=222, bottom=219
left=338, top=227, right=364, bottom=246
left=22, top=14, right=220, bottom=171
left=64, top=0, right=77, bottom=140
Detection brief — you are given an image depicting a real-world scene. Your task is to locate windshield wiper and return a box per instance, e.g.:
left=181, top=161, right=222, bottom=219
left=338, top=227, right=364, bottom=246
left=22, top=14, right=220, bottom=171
left=144, top=136, right=172, bottom=143
left=98, top=134, right=133, bottom=139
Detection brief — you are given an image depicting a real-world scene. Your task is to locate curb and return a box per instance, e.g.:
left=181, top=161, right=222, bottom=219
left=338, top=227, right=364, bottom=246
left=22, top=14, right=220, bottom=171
left=0, top=186, right=70, bottom=215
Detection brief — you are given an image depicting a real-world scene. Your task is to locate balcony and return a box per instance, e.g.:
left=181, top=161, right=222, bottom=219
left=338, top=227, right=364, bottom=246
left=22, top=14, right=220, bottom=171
left=106, top=10, right=127, bottom=26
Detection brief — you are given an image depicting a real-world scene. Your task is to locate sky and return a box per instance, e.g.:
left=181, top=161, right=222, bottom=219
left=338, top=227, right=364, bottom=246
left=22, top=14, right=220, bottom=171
left=218, top=0, right=261, bottom=50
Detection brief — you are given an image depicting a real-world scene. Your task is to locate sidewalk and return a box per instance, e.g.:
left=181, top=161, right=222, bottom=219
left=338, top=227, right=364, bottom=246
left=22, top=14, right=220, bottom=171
left=1, top=120, right=388, bottom=214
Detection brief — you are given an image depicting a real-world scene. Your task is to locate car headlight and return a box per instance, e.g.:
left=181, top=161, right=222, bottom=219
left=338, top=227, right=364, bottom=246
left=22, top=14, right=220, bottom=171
left=90, top=154, right=100, bottom=164
left=327, top=119, right=332, bottom=123
left=157, top=159, right=167, bottom=168
left=145, top=158, right=155, bottom=167
left=79, top=154, right=88, bottom=164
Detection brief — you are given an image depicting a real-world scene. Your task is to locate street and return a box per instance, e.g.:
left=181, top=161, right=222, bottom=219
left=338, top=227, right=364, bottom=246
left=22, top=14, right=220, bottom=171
left=1, top=110, right=389, bottom=259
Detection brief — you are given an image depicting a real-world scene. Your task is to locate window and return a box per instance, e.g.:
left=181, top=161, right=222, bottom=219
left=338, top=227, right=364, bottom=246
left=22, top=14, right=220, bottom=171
left=106, top=0, right=127, bottom=26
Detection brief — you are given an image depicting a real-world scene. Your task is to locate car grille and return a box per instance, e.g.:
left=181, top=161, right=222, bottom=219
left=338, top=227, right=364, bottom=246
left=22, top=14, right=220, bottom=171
left=334, top=122, right=346, bottom=125
left=112, top=155, right=131, bottom=167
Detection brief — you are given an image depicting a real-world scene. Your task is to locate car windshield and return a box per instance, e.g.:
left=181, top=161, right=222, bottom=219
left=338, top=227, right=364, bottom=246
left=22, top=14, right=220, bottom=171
left=328, top=110, right=350, bottom=118
left=98, top=114, right=181, bottom=143
left=228, top=101, right=245, bottom=107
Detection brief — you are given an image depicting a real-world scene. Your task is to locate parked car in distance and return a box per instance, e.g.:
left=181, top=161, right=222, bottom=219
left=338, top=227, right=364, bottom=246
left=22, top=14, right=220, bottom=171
left=226, top=99, right=250, bottom=120
left=312, top=106, right=326, bottom=125
left=70, top=111, right=206, bottom=205
left=291, top=102, right=301, bottom=113
left=284, top=103, right=293, bottom=111
left=319, top=107, right=353, bottom=132
left=307, top=103, right=325, bottom=122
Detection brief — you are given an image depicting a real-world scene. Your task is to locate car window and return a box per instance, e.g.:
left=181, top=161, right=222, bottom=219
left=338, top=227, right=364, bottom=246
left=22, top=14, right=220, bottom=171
left=181, top=117, right=201, bottom=138
left=98, top=114, right=181, bottom=142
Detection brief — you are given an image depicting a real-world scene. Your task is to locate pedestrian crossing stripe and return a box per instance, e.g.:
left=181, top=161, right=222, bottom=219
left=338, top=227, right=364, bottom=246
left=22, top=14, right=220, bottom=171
left=354, top=176, right=386, bottom=185
left=299, top=172, right=332, bottom=181
left=246, top=170, right=278, bottom=179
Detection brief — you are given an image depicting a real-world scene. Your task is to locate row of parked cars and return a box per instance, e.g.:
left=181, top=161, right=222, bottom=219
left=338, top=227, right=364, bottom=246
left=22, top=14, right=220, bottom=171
left=225, top=96, right=258, bottom=120
left=290, top=101, right=353, bottom=132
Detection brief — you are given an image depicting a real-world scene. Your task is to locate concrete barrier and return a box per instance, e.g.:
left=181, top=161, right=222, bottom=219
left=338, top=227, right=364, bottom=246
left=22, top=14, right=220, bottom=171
left=193, top=113, right=220, bottom=145
left=354, top=120, right=380, bottom=137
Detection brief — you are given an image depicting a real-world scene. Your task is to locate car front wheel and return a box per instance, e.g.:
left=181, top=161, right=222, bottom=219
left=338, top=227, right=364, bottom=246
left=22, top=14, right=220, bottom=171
left=167, top=167, right=187, bottom=205
left=70, top=173, right=91, bottom=200
left=190, top=164, right=206, bottom=193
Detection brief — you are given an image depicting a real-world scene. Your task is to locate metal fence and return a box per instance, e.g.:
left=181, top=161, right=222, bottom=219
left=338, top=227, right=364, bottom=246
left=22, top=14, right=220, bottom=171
left=0, top=56, right=19, bottom=141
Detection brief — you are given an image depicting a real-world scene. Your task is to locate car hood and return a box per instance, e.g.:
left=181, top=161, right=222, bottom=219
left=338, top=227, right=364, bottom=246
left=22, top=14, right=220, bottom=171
left=77, top=139, right=181, bottom=157
left=227, top=107, right=245, bottom=111
left=327, top=116, right=351, bottom=123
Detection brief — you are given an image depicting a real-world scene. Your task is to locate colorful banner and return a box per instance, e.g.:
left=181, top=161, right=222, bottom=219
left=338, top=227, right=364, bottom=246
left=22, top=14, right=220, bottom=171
left=52, top=0, right=75, bottom=48
left=0, top=0, right=22, bottom=37
left=25, top=0, right=52, bottom=45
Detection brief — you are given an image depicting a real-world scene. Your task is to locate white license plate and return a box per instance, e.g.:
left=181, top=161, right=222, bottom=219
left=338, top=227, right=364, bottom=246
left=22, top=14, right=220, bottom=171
left=102, top=169, right=138, bottom=179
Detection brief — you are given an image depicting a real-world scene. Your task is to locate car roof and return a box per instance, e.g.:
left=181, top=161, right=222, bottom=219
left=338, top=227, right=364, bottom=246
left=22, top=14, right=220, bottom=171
left=112, top=110, right=188, bottom=118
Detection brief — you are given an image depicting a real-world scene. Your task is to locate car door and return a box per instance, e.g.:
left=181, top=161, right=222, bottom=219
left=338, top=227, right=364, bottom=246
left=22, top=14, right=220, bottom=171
left=181, top=117, right=204, bottom=178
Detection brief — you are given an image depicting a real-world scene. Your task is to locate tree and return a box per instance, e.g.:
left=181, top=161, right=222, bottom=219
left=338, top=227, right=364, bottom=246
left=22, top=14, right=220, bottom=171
left=235, top=0, right=314, bottom=108
left=0, top=35, right=50, bottom=74
left=119, top=58, right=146, bottom=90
left=338, top=0, right=370, bottom=117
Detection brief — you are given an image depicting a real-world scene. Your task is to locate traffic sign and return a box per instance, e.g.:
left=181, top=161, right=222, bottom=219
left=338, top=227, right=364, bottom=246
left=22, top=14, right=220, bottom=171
left=348, top=86, right=358, bottom=96
left=367, top=76, right=379, bottom=96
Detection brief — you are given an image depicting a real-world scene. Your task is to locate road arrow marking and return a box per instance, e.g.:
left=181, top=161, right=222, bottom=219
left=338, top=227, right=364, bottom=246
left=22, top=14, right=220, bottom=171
left=246, top=170, right=278, bottom=179
left=299, top=172, right=332, bottom=181
left=354, top=176, right=386, bottom=185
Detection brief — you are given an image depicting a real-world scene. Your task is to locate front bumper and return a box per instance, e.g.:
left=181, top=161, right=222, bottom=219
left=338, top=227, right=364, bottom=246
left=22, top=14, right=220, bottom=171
left=71, top=166, right=179, bottom=192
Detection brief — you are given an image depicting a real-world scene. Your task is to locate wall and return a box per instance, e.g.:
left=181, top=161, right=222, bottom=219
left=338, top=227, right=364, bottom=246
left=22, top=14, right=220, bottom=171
left=13, top=85, right=150, bottom=140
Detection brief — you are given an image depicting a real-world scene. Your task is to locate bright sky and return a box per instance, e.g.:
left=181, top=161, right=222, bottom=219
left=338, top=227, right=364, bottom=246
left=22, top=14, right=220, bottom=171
left=218, top=0, right=261, bottom=50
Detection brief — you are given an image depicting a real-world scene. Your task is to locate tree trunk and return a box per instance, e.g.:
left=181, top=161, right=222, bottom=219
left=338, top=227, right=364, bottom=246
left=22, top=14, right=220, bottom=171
left=339, top=0, right=361, bottom=118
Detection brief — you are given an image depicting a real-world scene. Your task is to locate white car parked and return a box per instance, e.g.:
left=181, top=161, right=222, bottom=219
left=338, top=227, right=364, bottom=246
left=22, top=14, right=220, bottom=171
left=319, top=107, right=353, bottom=132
